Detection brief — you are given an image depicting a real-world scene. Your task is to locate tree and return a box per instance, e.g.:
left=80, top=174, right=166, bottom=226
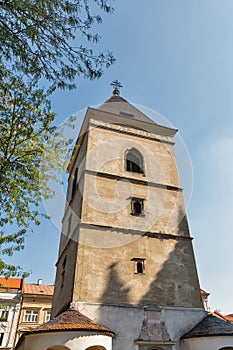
left=0, top=0, right=115, bottom=90
left=0, top=0, right=115, bottom=276
left=0, top=67, right=71, bottom=277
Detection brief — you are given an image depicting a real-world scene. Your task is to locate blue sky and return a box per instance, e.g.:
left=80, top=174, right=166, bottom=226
left=7, top=1, right=233, bottom=313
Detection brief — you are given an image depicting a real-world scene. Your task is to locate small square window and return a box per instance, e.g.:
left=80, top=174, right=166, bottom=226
left=131, top=258, right=146, bottom=274
left=131, top=198, right=145, bottom=216
left=0, top=310, right=8, bottom=321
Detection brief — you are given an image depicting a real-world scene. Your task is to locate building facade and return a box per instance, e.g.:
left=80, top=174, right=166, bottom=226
left=0, top=278, right=23, bottom=350
left=16, top=280, right=53, bottom=343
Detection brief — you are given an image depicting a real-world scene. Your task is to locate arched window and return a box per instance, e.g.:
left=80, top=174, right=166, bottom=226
left=125, top=148, right=144, bottom=174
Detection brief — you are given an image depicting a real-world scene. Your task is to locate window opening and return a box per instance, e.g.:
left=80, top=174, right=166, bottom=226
left=72, top=167, right=78, bottom=197
left=67, top=214, right=72, bottom=236
left=119, top=111, right=134, bottom=118
left=125, top=149, right=144, bottom=174
left=0, top=333, right=4, bottom=346
left=0, top=309, right=8, bottom=321
left=61, top=256, right=67, bottom=290
left=131, top=198, right=144, bottom=216
left=131, top=258, right=145, bottom=274
left=136, top=261, right=143, bottom=274
left=45, top=311, right=51, bottom=322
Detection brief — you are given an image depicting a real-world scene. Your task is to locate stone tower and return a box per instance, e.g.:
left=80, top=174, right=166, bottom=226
left=52, top=86, right=205, bottom=350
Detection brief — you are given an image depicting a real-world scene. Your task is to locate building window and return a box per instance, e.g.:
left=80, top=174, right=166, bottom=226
left=131, top=198, right=145, bottom=216
left=72, top=167, right=78, bottom=197
left=125, top=148, right=144, bottom=174
left=61, top=256, right=67, bottom=290
left=0, top=333, right=4, bottom=346
left=0, top=310, right=8, bottom=321
left=45, top=311, right=51, bottom=322
left=23, top=310, right=39, bottom=322
left=67, top=214, right=72, bottom=236
left=131, top=258, right=146, bottom=274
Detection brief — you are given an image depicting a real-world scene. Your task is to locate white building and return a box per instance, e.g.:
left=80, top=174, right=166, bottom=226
left=0, top=278, right=23, bottom=350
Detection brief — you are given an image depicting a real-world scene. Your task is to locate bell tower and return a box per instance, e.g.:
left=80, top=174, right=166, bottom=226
left=52, top=83, right=205, bottom=350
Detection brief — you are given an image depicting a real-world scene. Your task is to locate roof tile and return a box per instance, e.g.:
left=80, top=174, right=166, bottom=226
left=24, top=284, right=54, bottom=296
left=182, top=314, right=233, bottom=338
left=30, top=309, right=114, bottom=336
left=98, top=95, right=156, bottom=124
left=15, top=309, right=114, bottom=350
left=0, top=278, right=24, bottom=291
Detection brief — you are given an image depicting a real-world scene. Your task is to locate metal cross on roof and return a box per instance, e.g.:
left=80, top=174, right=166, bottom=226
left=111, top=80, right=123, bottom=95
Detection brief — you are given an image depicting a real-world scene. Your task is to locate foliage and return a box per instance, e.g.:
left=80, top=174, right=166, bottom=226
left=0, top=0, right=115, bottom=90
left=0, top=67, right=71, bottom=277
left=0, top=0, right=115, bottom=277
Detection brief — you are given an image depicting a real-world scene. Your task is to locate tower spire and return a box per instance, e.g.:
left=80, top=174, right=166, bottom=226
left=111, top=80, right=123, bottom=96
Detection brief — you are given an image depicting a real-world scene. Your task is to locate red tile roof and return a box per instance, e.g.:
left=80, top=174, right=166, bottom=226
left=30, top=309, right=114, bottom=335
left=224, top=315, right=233, bottom=323
left=24, top=284, right=54, bottom=296
left=200, top=289, right=210, bottom=297
left=0, top=278, right=24, bottom=291
left=211, top=310, right=229, bottom=321
left=15, top=309, right=114, bottom=348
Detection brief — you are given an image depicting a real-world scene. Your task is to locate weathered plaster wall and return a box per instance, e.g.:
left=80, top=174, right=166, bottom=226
left=58, top=132, right=88, bottom=257
left=75, top=302, right=206, bottom=350
left=17, top=331, right=112, bottom=350
left=52, top=237, right=78, bottom=317
left=87, top=121, right=179, bottom=187
left=81, top=173, right=188, bottom=236
left=53, top=133, right=88, bottom=317
left=73, top=229, right=202, bottom=308
left=182, top=336, right=233, bottom=350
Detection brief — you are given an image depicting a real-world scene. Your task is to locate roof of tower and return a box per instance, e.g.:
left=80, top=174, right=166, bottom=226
left=67, top=87, right=178, bottom=173
left=98, top=93, right=157, bottom=124
left=182, top=314, right=233, bottom=338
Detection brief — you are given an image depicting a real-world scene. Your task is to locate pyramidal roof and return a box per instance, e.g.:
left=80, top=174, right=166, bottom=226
left=98, top=92, right=156, bottom=125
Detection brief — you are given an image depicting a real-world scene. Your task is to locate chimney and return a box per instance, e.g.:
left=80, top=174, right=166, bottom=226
left=37, top=279, right=42, bottom=285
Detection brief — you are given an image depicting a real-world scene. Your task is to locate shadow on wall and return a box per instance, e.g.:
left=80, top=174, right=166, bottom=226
left=97, top=205, right=202, bottom=308
left=100, top=262, right=130, bottom=304
left=139, top=231, right=202, bottom=307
